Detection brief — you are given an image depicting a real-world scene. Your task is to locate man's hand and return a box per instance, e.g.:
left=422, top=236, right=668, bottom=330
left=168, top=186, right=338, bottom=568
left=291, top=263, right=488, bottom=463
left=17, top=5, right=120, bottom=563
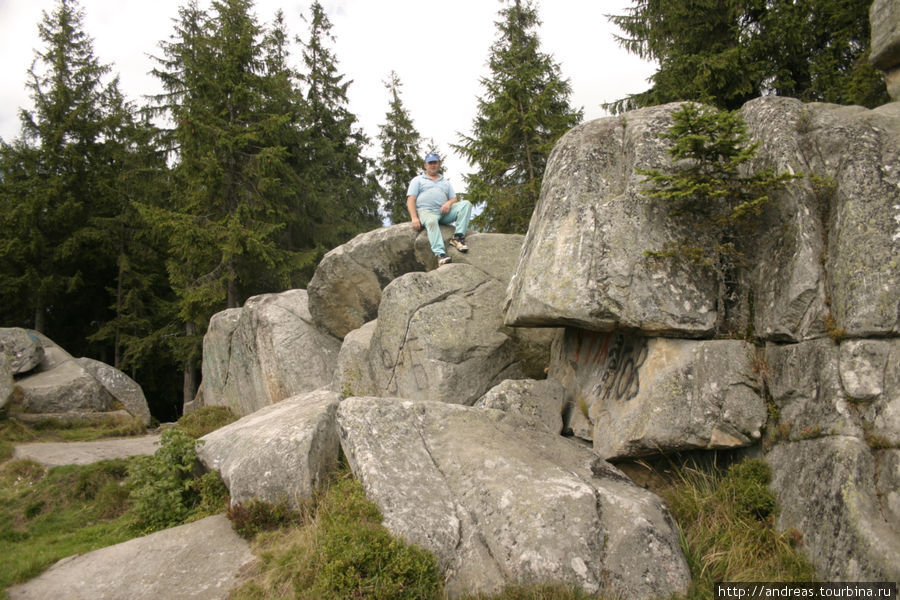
left=441, top=200, right=454, bottom=215
left=411, top=217, right=422, bottom=231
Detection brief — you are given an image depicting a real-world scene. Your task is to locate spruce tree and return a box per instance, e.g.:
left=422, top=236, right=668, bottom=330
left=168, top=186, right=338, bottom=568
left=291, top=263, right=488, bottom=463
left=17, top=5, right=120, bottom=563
left=639, top=103, right=800, bottom=333
left=0, top=0, right=126, bottom=355
left=609, top=0, right=889, bottom=112
left=376, top=71, right=423, bottom=225
left=455, top=0, right=582, bottom=234
left=147, top=0, right=298, bottom=403
left=296, top=1, right=380, bottom=245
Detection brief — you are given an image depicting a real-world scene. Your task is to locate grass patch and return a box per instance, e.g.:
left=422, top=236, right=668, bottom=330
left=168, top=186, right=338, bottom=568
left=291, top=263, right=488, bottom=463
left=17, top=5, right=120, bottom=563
left=662, top=458, right=815, bottom=600
left=0, top=458, right=136, bottom=595
left=176, top=405, right=238, bottom=439
left=229, top=470, right=443, bottom=600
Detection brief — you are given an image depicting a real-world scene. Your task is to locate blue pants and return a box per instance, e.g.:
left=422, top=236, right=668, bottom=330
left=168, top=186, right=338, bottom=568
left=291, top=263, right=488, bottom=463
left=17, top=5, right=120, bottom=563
left=419, top=200, right=472, bottom=255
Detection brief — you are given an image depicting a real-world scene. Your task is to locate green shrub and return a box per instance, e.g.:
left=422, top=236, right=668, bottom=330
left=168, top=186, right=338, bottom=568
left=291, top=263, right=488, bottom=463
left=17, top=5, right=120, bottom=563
left=228, top=498, right=305, bottom=540
left=125, top=427, right=226, bottom=532
left=230, top=473, right=443, bottom=600
left=176, top=406, right=238, bottom=439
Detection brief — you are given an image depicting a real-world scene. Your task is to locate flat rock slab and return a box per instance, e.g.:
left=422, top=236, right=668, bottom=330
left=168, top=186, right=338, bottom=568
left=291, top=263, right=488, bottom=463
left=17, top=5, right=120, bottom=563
left=7, top=514, right=253, bottom=600
left=12, top=435, right=161, bottom=466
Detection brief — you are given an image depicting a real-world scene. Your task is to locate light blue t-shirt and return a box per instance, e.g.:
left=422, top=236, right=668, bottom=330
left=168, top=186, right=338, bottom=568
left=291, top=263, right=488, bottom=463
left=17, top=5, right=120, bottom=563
left=407, top=175, right=456, bottom=212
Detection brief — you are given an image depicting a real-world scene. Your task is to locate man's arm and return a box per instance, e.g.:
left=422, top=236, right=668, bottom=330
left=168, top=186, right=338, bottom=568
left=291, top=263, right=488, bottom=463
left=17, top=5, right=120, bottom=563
left=440, top=196, right=457, bottom=216
left=407, top=195, right=421, bottom=230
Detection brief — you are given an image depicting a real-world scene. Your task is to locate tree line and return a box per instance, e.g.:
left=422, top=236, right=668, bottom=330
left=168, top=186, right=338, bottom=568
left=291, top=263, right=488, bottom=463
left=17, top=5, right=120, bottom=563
left=0, top=0, right=887, bottom=420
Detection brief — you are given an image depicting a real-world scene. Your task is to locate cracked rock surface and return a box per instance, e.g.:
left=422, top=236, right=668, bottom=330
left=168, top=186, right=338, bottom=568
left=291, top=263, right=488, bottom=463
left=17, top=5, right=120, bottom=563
left=337, top=397, right=690, bottom=600
left=196, top=289, right=341, bottom=416
left=369, top=264, right=531, bottom=406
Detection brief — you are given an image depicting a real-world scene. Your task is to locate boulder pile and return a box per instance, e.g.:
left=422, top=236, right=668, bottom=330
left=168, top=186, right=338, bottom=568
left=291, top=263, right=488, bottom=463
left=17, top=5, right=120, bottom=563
left=1, top=328, right=151, bottom=426
left=193, top=89, right=899, bottom=590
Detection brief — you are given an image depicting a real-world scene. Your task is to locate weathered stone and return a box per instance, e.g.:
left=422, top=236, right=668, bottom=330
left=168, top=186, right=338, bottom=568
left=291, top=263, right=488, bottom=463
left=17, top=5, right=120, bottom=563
left=505, top=104, right=718, bottom=337
left=16, top=359, right=116, bottom=414
left=877, top=450, right=900, bottom=530
left=196, top=307, right=242, bottom=409
left=370, top=264, right=534, bottom=405
left=448, top=232, right=525, bottom=286
left=739, top=98, right=828, bottom=342
left=0, top=327, right=44, bottom=374
left=76, top=357, right=151, bottom=426
left=7, top=515, right=253, bottom=600
left=839, top=339, right=900, bottom=446
left=337, top=397, right=691, bottom=600
left=197, top=290, right=341, bottom=416
left=198, top=390, right=342, bottom=508
left=331, top=320, right=377, bottom=397
left=870, top=0, right=900, bottom=72
left=766, top=339, right=865, bottom=441
left=308, top=223, right=527, bottom=339
left=474, top=378, right=566, bottom=434
left=1, top=353, right=12, bottom=410
left=307, top=224, right=439, bottom=339
left=506, top=97, right=899, bottom=341
left=549, top=329, right=765, bottom=459
left=767, top=437, right=900, bottom=582
left=813, top=102, right=900, bottom=337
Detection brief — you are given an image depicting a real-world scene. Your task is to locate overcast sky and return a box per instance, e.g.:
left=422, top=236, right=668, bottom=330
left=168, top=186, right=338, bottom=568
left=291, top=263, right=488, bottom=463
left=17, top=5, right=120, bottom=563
left=0, top=0, right=656, bottom=189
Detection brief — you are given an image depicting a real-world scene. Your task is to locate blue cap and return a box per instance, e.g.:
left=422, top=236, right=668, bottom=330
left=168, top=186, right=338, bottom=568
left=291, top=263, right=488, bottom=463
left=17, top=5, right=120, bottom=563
left=424, top=152, right=440, bottom=162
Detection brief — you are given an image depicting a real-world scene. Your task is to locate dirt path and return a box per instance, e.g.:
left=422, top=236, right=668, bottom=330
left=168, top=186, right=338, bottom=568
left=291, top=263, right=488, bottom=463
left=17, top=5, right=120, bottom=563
left=12, top=435, right=162, bottom=466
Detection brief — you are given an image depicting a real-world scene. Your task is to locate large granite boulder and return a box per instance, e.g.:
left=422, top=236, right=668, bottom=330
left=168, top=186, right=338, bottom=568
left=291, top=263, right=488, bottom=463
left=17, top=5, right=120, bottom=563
left=196, top=289, right=341, bottom=416
left=308, top=224, right=435, bottom=340
left=198, top=390, right=342, bottom=508
left=765, top=338, right=900, bottom=582
left=505, top=97, right=900, bottom=341
left=839, top=339, right=900, bottom=446
left=194, top=308, right=242, bottom=411
left=368, top=264, right=546, bottom=406
left=765, top=339, right=866, bottom=441
left=1, top=353, right=12, bottom=410
left=331, top=320, right=377, bottom=397
left=0, top=327, right=45, bottom=374
left=870, top=0, right=900, bottom=100
left=549, top=328, right=766, bottom=459
left=337, top=397, right=691, bottom=599
left=504, top=104, right=718, bottom=337
left=767, top=437, right=900, bottom=582
left=15, top=358, right=117, bottom=414
left=474, top=378, right=567, bottom=435
left=3, top=330, right=151, bottom=424
left=308, top=224, right=529, bottom=340
left=76, top=357, right=152, bottom=426
left=7, top=515, right=253, bottom=600
left=799, top=102, right=900, bottom=337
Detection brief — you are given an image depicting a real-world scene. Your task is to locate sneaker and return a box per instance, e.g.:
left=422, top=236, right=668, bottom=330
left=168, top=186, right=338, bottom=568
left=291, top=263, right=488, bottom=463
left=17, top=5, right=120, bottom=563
left=437, top=253, right=452, bottom=266
left=448, top=234, right=468, bottom=252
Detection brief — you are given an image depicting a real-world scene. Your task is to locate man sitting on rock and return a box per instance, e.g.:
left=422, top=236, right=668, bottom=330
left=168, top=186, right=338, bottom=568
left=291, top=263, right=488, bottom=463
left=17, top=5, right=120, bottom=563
left=406, top=152, right=472, bottom=266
